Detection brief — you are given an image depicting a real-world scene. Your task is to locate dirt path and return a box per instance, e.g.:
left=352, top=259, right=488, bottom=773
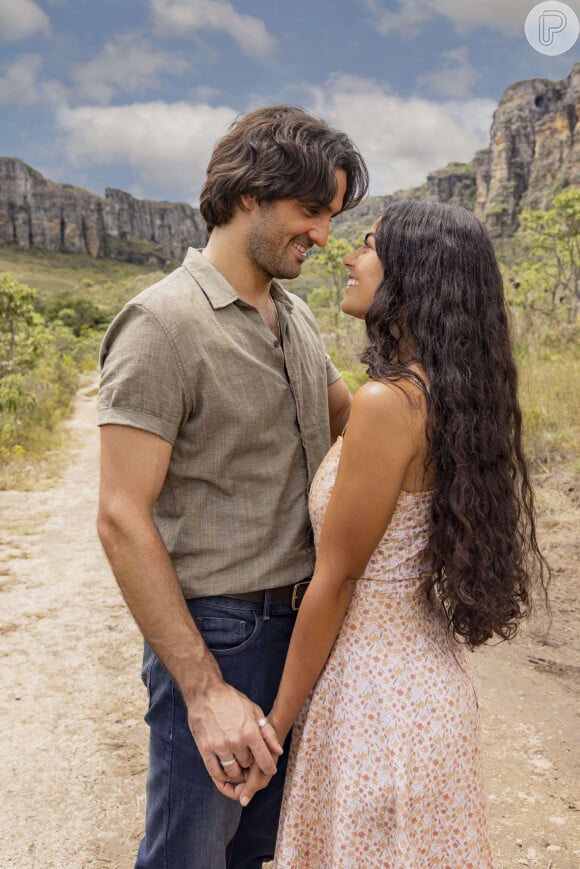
left=0, top=390, right=578, bottom=868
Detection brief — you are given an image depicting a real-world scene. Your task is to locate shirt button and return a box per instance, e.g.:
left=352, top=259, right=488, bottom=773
left=274, top=340, right=280, bottom=348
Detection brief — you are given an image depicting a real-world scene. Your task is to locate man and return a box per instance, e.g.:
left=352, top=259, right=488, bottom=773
left=97, top=105, right=368, bottom=868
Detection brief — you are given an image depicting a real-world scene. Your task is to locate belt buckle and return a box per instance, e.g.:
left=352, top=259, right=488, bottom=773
left=291, top=579, right=310, bottom=611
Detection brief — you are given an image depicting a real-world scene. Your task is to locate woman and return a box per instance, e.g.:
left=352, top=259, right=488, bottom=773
left=238, top=200, right=549, bottom=866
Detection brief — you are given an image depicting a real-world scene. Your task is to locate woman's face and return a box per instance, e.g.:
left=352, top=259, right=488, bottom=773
left=341, top=221, right=384, bottom=319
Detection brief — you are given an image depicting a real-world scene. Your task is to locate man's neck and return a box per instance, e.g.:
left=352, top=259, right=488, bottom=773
left=202, top=226, right=271, bottom=307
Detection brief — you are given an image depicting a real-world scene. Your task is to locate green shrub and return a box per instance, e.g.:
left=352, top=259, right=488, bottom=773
left=0, top=274, right=94, bottom=460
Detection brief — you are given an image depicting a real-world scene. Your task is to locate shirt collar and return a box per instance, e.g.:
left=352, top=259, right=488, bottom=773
left=182, top=247, right=295, bottom=313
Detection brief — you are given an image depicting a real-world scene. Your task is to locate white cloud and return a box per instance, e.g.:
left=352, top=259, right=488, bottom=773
left=442, top=98, right=497, bottom=143
left=0, top=0, right=51, bottom=40
left=54, top=74, right=497, bottom=203
left=0, top=54, right=42, bottom=105
left=364, top=0, right=432, bottom=37
left=70, top=34, right=190, bottom=104
left=55, top=101, right=238, bottom=201
left=417, top=47, right=480, bottom=99
left=150, top=0, right=276, bottom=60
left=365, top=0, right=536, bottom=37
left=0, top=53, right=65, bottom=105
left=296, top=74, right=496, bottom=195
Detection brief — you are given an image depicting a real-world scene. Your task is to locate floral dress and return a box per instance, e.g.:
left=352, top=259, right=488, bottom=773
left=274, top=437, right=494, bottom=868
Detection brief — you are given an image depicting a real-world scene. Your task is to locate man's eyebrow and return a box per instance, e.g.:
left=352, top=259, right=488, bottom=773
left=301, top=198, right=341, bottom=216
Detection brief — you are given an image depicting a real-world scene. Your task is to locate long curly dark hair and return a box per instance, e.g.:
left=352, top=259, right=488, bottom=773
left=362, top=199, right=549, bottom=647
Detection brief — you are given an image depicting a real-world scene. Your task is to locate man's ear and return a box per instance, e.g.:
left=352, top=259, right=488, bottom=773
left=239, top=193, right=258, bottom=213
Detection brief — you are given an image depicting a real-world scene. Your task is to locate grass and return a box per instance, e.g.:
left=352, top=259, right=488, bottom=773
left=0, top=423, right=73, bottom=490
left=0, top=245, right=166, bottom=312
left=519, top=348, right=580, bottom=471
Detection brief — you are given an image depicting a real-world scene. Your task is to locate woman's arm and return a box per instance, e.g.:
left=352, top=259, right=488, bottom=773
left=237, top=380, right=422, bottom=804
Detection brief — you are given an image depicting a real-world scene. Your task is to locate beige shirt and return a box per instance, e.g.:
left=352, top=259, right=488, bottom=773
left=98, top=248, right=340, bottom=598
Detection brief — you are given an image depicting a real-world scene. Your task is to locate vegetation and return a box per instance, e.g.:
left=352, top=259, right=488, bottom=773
left=299, top=238, right=368, bottom=392
left=0, top=245, right=165, bottom=310
left=507, top=189, right=580, bottom=332
left=0, top=274, right=80, bottom=462
left=503, top=189, right=580, bottom=470
left=0, top=189, right=578, bottom=486
left=0, top=248, right=165, bottom=484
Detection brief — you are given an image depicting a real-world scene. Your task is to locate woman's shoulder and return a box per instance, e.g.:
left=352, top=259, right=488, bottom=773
left=352, top=377, right=427, bottom=423
left=349, top=377, right=429, bottom=454
left=347, top=378, right=431, bottom=485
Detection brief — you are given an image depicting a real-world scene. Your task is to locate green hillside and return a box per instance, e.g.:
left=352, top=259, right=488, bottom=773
left=0, top=246, right=166, bottom=311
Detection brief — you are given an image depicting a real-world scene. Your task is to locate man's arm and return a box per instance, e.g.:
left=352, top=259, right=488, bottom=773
left=327, top=377, right=352, bottom=442
left=97, top=423, right=281, bottom=787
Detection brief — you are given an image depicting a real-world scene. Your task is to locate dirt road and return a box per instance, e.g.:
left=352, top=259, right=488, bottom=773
left=0, top=388, right=578, bottom=868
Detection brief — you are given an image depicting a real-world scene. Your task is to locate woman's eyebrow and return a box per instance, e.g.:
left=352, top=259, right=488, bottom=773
left=364, top=232, right=376, bottom=246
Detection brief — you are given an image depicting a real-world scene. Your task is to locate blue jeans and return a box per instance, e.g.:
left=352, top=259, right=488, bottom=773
left=135, top=593, right=297, bottom=869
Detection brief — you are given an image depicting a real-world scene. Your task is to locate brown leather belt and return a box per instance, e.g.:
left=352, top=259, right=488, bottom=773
left=223, top=579, right=311, bottom=611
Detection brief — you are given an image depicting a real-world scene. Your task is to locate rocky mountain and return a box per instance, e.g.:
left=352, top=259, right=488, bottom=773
left=0, top=159, right=207, bottom=264
left=474, top=62, right=580, bottom=235
left=334, top=62, right=580, bottom=240
left=0, top=63, right=578, bottom=261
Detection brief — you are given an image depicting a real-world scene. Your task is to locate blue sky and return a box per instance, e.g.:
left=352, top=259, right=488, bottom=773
left=1, top=0, right=578, bottom=203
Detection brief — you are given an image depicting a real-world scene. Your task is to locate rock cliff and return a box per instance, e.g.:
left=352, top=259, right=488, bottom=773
left=474, top=62, right=580, bottom=235
left=334, top=63, right=579, bottom=240
left=0, top=159, right=207, bottom=263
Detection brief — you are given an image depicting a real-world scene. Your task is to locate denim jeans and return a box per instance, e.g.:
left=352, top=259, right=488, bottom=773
left=135, top=592, right=297, bottom=869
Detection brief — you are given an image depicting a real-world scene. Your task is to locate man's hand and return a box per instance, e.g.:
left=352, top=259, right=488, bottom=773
left=186, top=682, right=283, bottom=796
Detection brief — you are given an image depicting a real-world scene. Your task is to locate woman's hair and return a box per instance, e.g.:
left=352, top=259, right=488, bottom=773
left=199, top=105, right=369, bottom=232
left=362, top=199, right=549, bottom=648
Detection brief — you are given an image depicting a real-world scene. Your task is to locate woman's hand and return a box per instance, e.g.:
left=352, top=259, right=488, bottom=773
left=234, top=717, right=284, bottom=806
left=234, top=761, right=275, bottom=806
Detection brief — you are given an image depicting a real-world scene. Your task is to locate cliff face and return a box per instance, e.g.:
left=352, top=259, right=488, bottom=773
left=475, top=63, right=580, bottom=235
left=422, top=162, right=477, bottom=210
left=399, top=63, right=580, bottom=234
left=0, top=159, right=207, bottom=263
left=334, top=64, right=579, bottom=242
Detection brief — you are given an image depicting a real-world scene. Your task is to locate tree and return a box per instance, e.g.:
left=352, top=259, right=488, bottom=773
left=0, top=275, right=45, bottom=381
left=512, top=189, right=580, bottom=326
left=316, top=237, right=353, bottom=328
left=306, top=237, right=367, bottom=382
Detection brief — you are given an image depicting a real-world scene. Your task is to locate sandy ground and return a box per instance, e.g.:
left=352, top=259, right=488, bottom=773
left=0, top=387, right=578, bottom=869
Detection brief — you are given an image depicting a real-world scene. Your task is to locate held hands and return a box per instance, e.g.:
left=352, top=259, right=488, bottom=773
left=186, top=681, right=282, bottom=800
left=232, top=713, right=288, bottom=807
left=232, top=750, right=278, bottom=806
left=212, top=720, right=281, bottom=803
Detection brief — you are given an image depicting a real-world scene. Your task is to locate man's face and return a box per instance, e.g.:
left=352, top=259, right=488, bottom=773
left=245, top=170, right=347, bottom=281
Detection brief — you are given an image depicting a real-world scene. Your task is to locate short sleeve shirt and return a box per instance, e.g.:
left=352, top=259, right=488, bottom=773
left=98, top=248, right=341, bottom=598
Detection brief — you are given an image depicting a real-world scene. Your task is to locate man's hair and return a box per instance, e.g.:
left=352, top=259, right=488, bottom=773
left=199, top=105, right=369, bottom=232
